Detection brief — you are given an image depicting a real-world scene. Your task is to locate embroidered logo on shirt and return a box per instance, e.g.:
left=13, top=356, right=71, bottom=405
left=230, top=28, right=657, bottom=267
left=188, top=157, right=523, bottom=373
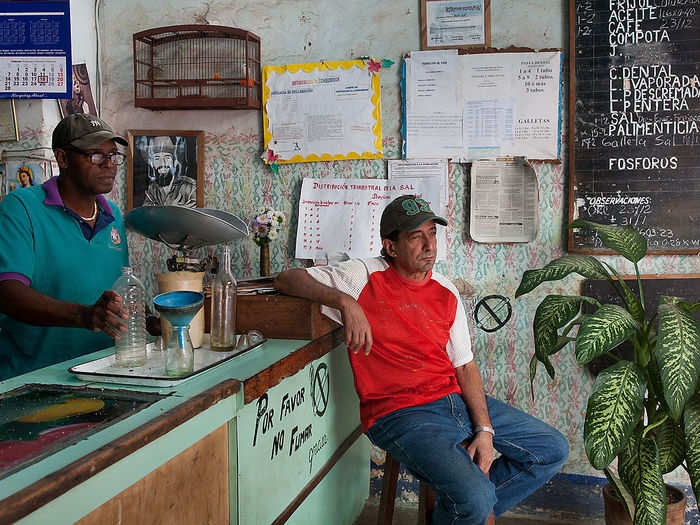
left=110, top=227, right=121, bottom=245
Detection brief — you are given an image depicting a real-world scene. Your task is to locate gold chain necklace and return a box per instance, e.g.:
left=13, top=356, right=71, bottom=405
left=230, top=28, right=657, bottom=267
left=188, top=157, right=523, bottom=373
left=78, top=201, right=98, bottom=222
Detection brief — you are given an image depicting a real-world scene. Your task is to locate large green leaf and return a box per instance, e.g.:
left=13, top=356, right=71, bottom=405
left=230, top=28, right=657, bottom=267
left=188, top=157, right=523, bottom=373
left=569, top=220, right=648, bottom=263
left=679, top=301, right=700, bottom=314
left=656, top=303, right=700, bottom=420
left=654, top=414, right=685, bottom=474
left=631, top=438, right=666, bottom=525
left=584, top=361, right=646, bottom=469
left=618, top=431, right=642, bottom=501
left=604, top=468, right=636, bottom=521
left=682, top=394, right=700, bottom=499
left=618, top=434, right=666, bottom=525
left=515, top=255, right=610, bottom=297
left=533, top=295, right=598, bottom=374
left=576, top=305, right=640, bottom=364
left=602, top=261, right=645, bottom=323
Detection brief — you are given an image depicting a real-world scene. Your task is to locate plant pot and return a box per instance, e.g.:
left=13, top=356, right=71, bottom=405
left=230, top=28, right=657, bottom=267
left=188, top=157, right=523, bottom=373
left=603, top=483, right=686, bottom=525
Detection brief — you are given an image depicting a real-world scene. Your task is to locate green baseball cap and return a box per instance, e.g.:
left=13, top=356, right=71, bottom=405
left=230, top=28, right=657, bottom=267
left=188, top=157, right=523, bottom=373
left=52, top=113, right=127, bottom=150
left=380, top=195, right=447, bottom=239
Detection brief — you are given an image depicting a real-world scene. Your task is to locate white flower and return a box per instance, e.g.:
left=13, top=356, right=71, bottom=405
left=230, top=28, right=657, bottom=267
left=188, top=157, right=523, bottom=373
left=268, top=229, right=278, bottom=240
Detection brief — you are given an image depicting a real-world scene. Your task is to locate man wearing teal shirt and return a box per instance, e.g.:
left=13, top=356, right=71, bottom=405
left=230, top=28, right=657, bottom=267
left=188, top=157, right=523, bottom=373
left=0, top=114, right=131, bottom=380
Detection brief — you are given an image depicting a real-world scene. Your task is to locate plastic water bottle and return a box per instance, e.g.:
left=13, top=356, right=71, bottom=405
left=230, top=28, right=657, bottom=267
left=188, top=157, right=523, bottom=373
left=112, top=267, right=147, bottom=367
left=210, top=244, right=237, bottom=351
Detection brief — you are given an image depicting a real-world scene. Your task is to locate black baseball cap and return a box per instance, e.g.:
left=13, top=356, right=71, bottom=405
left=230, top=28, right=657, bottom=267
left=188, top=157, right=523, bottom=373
left=52, top=114, right=127, bottom=150
left=380, top=195, right=447, bottom=239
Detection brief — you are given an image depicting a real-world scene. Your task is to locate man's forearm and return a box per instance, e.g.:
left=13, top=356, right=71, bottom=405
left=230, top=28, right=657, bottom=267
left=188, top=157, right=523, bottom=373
left=274, top=268, right=351, bottom=310
left=455, top=360, right=492, bottom=428
left=0, top=279, right=88, bottom=328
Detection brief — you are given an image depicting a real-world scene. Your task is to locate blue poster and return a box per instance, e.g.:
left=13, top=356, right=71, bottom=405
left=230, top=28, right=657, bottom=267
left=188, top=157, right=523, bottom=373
left=0, top=1, right=71, bottom=99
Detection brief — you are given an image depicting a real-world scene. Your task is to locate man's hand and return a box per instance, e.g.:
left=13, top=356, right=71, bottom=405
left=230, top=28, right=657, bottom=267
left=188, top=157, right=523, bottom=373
left=339, top=296, right=373, bottom=355
left=82, top=291, right=128, bottom=339
left=466, top=431, right=495, bottom=475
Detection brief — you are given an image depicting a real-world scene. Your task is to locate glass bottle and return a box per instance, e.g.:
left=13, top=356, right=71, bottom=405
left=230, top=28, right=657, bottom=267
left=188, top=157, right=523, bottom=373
left=210, top=243, right=237, bottom=351
left=112, top=267, right=147, bottom=367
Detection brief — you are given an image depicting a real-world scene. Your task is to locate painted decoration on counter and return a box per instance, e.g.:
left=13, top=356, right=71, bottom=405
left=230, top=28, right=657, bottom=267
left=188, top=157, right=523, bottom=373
left=126, top=130, right=204, bottom=210
left=262, top=59, right=383, bottom=164
left=0, top=385, right=164, bottom=479
left=237, top=346, right=360, bottom=524
left=58, top=63, right=97, bottom=117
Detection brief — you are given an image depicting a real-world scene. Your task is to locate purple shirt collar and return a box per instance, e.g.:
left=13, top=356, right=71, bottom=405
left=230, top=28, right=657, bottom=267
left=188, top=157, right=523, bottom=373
left=42, top=176, right=114, bottom=217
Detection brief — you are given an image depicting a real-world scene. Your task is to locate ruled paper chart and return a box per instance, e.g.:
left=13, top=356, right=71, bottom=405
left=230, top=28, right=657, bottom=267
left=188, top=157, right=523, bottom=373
left=295, top=178, right=444, bottom=260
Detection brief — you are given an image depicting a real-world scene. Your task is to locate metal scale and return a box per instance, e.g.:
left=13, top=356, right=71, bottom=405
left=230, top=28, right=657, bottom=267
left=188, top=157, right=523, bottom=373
left=124, top=205, right=249, bottom=270
left=124, top=205, right=249, bottom=350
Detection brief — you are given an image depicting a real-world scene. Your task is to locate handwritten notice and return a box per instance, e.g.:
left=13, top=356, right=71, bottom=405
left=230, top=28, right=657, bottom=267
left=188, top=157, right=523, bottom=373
left=237, top=347, right=363, bottom=524
left=571, top=0, right=700, bottom=253
left=295, top=177, right=444, bottom=260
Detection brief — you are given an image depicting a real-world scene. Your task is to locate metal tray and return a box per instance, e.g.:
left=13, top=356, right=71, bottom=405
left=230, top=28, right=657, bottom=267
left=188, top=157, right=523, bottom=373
left=69, top=335, right=265, bottom=387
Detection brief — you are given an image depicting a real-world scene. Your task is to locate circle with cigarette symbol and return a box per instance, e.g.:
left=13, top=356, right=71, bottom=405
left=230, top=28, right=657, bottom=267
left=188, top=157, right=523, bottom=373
left=474, top=295, right=512, bottom=332
left=311, top=363, right=330, bottom=417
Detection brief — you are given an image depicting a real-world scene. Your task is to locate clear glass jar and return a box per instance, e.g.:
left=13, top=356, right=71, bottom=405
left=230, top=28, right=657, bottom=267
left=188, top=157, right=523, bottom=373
left=210, top=243, right=237, bottom=351
left=165, top=324, right=194, bottom=376
left=112, top=267, right=147, bottom=367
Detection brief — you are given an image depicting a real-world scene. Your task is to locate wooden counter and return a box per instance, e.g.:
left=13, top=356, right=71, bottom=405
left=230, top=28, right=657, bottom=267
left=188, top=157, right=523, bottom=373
left=0, top=328, right=368, bottom=525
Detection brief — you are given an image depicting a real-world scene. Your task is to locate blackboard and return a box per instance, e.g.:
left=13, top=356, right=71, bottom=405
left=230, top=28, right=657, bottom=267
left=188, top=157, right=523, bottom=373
left=582, top=275, right=700, bottom=375
left=569, top=0, right=700, bottom=253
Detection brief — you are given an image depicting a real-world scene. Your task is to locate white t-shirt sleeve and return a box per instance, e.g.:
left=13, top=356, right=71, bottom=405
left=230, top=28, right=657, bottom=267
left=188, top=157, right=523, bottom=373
left=446, top=297, right=473, bottom=367
left=305, top=258, right=385, bottom=325
left=432, top=272, right=473, bottom=367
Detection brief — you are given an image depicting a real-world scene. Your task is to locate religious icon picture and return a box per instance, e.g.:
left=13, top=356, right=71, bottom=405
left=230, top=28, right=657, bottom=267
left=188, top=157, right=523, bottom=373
left=58, top=63, right=98, bottom=117
left=126, top=130, right=204, bottom=210
left=4, top=160, right=53, bottom=193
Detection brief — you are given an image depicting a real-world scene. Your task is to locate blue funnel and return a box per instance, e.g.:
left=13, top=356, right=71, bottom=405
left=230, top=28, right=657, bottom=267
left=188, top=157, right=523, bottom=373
left=153, top=291, right=204, bottom=327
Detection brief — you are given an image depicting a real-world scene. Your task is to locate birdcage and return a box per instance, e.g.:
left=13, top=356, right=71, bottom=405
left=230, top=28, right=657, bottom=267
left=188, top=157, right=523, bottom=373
left=133, top=25, right=261, bottom=110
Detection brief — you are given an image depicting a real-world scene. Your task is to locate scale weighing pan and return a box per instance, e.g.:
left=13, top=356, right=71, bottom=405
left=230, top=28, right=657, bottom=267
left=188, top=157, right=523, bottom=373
left=125, top=206, right=249, bottom=250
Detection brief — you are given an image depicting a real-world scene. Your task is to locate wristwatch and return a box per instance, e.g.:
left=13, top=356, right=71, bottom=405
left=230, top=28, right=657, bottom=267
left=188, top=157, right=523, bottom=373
left=474, top=425, right=495, bottom=437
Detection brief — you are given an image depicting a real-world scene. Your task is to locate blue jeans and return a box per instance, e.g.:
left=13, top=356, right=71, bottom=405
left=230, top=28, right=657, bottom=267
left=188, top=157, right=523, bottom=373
left=366, top=394, right=569, bottom=525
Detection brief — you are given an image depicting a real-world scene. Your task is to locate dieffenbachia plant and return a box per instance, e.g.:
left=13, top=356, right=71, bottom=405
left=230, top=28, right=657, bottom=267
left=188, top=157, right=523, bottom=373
left=516, top=220, right=700, bottom=525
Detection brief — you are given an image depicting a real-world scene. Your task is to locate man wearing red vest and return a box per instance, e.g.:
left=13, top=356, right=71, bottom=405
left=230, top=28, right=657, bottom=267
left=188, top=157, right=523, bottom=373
left=275, top=195, right=568, bottom=524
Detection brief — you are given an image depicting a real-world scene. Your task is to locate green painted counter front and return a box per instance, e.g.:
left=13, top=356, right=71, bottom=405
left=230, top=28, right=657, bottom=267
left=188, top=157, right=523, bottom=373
left=237, top=345, right=367, bottom=524
left=0, top=332, right=369, bottom=525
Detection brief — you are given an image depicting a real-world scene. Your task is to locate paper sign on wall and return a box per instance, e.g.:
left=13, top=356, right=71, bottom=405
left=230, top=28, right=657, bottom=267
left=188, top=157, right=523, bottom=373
left=404, top=50, right=563, bottom=160
left=262, top=60, right=383, bottom=164
left=295, top=177, right=444, bottom=260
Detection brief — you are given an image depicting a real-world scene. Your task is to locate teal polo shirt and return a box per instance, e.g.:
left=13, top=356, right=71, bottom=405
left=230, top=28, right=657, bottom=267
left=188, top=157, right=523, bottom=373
left=0, top=177, right=129, bottom=380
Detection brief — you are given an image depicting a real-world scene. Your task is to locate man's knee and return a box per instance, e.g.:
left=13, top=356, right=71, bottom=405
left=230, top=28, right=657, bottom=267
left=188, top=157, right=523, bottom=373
left=445, top=475, right=496, bottom=523
left=542, top=428, right=569, bottom=468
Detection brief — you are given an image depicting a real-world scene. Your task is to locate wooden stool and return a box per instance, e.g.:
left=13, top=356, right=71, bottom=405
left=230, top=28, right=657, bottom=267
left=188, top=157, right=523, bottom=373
left=377, top=452, right=435, bottom=525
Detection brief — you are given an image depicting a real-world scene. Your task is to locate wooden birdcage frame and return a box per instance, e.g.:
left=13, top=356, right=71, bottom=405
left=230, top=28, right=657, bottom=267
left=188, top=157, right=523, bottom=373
left=133, top=25, right=261, bottom=110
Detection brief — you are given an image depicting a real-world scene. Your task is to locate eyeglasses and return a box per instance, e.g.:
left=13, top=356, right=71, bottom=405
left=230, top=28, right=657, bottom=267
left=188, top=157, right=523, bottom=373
left=67, top=146, right=126, bottom=166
